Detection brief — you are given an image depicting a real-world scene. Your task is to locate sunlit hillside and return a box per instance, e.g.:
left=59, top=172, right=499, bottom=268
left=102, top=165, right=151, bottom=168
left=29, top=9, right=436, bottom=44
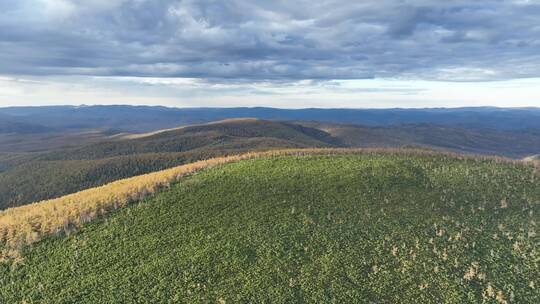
left=1, top=150, right=538, bottom=303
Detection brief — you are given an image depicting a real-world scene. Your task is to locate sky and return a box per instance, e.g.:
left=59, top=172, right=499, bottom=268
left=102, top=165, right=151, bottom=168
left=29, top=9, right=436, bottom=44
left=1, top=0, right=540, bottom=108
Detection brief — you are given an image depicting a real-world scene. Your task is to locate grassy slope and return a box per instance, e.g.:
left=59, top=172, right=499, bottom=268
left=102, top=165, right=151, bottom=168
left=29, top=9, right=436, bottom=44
left=0, top=120, right=338, bottom=209
left=1, top=154, right=538, bottom=303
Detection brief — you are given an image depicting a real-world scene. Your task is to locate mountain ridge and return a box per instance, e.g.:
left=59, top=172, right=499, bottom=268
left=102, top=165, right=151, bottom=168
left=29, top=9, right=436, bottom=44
left=2, top=105, right=540, bottom=132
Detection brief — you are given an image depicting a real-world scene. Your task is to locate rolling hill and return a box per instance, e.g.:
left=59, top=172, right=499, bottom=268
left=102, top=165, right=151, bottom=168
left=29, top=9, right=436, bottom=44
left=0, top=150, right=538, bottom=303
left=1, top=118, right=540, bottom=210
left=0, top=120, right=338, bottom=209
left=302, top=121, right=540, bottom=158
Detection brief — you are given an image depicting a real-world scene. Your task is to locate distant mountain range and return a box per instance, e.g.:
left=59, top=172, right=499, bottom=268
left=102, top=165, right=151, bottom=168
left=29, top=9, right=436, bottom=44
left=1, top=105, right=540, bottom=133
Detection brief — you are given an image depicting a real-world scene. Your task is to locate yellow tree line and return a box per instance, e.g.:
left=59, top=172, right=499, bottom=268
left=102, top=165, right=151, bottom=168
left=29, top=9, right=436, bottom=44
left=0, top=148, right=525, bottom=251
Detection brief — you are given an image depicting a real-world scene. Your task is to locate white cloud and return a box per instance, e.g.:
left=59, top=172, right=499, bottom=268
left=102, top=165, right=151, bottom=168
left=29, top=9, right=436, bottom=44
left=1, top=1, right=540, bottom=107
left=39, top=0, right=76, bottom=20
left=1, top=75, right=539, bottom=108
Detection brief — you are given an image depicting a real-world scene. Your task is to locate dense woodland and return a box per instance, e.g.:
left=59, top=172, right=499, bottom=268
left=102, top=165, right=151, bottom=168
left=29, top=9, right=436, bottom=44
left=0, top=120, right=338, bottom=209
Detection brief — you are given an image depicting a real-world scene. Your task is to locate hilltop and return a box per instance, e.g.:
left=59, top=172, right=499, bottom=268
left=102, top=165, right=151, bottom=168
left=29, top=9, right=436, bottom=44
left=0, top=151, right=538, bottom=303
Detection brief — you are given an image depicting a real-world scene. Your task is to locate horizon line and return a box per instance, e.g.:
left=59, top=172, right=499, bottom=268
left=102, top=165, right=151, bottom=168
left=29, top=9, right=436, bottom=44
left=1, top=104, right=539, bottom=111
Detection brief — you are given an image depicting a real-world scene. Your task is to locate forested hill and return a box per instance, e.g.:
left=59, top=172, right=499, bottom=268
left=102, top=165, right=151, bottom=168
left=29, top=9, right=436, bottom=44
left=1, top=152, right=538, bottom=303
left=301, top=121, right=540, bottom=159
left=32, top=119, right=341, bottom=161
left=1, top=118, right=540, bottom=210
left=0, top=119, right=339, bottom=210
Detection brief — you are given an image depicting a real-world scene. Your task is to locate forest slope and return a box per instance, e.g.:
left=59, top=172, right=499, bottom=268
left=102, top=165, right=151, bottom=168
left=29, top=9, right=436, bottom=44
left=0, top=120, right=338, bottom=209
left=0, top=152, right=538, bottom=303
left=301, top=121, right=540, bottom=158
left=2, top=118, right=540, bottom=210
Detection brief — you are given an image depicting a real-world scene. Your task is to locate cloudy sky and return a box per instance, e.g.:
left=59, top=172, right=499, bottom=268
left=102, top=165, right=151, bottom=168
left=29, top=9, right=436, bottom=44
left=1, top=0, right=540, bottom=108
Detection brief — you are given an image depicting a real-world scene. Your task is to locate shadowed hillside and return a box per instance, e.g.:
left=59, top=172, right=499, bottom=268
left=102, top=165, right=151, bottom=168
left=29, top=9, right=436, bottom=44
left=32, top=119, right=342, bottom=161
left=0, top=120, right=52, bottom=134
left=0, top=120, right=339, bottom=209
left=301, top=121, right=540, bottom=158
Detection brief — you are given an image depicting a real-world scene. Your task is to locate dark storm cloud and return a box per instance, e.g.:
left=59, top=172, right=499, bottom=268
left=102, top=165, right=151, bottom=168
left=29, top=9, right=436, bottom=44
left=1, top=0, right=540, bottom=82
